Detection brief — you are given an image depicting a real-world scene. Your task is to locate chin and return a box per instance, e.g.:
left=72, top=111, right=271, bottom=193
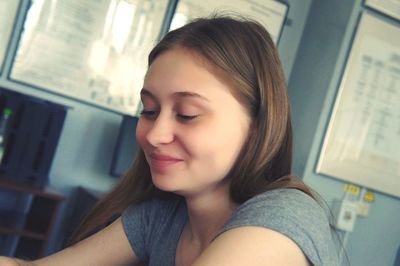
left=151, top=174, right=180, bottom=192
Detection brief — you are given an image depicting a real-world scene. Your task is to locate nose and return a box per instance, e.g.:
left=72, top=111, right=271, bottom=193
left=145, top=114, right=174, bottom=146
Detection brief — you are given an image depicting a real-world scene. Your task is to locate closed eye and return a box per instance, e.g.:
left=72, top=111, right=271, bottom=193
left=177, top=114, right=197, bottom=121
left=140, top=110, right=158, bottom=119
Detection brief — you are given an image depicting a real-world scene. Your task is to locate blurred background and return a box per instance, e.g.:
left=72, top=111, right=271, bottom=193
left=0, top=0, right=399, bottom=265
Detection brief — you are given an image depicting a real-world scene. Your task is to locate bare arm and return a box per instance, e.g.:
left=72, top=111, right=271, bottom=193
left=0, top=217, right=140, bottom=266
left=193, top=226, right=310, bottom=266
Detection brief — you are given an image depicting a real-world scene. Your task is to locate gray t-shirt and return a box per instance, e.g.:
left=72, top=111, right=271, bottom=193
left=122, top=188, right=339, bottom=266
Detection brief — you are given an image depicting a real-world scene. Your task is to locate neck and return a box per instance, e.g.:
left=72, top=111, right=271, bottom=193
left=183, top=183, right=237, bottom=249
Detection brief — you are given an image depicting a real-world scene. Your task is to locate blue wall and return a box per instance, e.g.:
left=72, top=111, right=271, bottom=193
left=1, top=0, right=399, bottom=264
left=0, top=0, right=122, bottom=252
left=289, top=0, right=400, bottom=265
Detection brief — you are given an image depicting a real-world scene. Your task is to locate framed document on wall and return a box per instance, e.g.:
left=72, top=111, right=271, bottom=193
left=0, top=0, right=20, bottom=73
left=169, top=0, right=288, bottom=44
left=317, top=12, right=400, bottom=197
left=10, top=0, right=169, bottom=115
left=365, top=0, right=400, bottom=21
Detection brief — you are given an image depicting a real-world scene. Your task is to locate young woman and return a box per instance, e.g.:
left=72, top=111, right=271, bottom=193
left=0, top=16, right=339, bottom=266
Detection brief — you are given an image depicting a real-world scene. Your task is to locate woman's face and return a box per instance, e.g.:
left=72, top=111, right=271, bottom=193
left=136, top=48, right=251, bottom=198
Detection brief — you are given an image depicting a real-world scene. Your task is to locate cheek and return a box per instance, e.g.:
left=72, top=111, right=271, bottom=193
left=182, top=121, right=246, bottom=167
left=135, top=119, right=148, bottom=149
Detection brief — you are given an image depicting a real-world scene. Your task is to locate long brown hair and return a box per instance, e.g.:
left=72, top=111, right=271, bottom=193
left=69, top=15, right=313, bottom=245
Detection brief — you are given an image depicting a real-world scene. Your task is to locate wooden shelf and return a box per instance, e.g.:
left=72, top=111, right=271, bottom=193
left=0, top=226, right=46, bottom=240
left=0, top=177, right=65, bottom=259
left=0, top=176, right=65, bottom=200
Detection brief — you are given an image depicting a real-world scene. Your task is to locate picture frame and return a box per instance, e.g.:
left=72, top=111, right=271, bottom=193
left=9, top=0, right=169, bottom=115
left=0, top=0, right=20, bottom=74
left=317, top=12, right=400, bottom=197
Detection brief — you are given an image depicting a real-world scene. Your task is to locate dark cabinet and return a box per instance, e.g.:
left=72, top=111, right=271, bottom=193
left=0, top=178, right=65, bottom=259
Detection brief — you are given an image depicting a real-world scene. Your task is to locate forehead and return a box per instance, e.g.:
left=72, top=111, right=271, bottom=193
left=143, top=48, right=235, bottom=102
left=145, top=48, right=212, bottom=85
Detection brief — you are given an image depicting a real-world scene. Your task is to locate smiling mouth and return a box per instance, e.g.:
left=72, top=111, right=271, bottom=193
left=149, top=154, right=184, bottom=169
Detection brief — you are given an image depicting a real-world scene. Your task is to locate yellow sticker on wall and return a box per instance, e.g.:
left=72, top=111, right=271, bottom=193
left=364, top=191, right=375, bottom=202
left=344, top=184, right=360, bottom=196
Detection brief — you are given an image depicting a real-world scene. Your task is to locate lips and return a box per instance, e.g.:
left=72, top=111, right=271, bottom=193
left=149, top=153, right=183, bottom=169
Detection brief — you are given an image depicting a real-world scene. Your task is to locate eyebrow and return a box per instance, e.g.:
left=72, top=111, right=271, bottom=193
left=140, top=89, right=156, bottom=100
left=140, top=89, right=209, bottom=102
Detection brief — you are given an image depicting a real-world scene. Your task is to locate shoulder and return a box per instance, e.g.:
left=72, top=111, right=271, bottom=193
left=220, top=188, right=338, bottom=265
left=226, top=188, right=327, bottom=226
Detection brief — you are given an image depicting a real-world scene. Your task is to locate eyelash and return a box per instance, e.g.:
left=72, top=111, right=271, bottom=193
left=140, top=110, right=197, bottom=122
left=177, top=114, right=197, bottom=121
left=140, top=110, right=157, bottom=118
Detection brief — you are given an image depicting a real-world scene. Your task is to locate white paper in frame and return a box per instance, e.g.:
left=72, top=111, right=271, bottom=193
left=10, top=0, right=169, bottom=115
left=0, top=0, right=20, bottom=73
left=365, top=0, right=400, bottom=21
left=169, top=0, right=288, bottom=44
left=317, top=12, right=400, bottom=198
